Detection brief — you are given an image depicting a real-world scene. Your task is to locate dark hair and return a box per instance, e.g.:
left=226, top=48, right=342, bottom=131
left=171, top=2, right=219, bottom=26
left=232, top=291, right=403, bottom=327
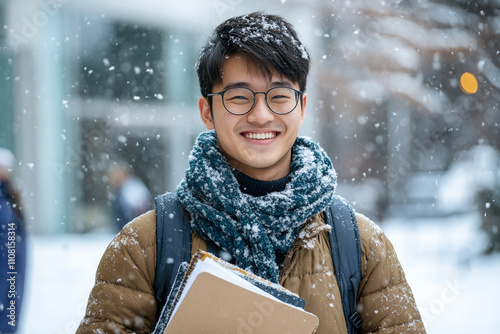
left=196, top=12, right=310, bottom=97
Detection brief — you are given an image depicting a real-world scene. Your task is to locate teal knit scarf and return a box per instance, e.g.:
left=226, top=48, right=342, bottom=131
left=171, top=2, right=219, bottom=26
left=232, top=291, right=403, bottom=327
left=176, top=131, right=337, bottom=283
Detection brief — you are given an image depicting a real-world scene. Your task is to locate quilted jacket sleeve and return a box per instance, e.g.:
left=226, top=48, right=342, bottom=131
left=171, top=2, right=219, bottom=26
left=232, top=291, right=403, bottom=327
left=76, top=210, right=158, bottom=334
left=356, top=214, right=426, bottom=333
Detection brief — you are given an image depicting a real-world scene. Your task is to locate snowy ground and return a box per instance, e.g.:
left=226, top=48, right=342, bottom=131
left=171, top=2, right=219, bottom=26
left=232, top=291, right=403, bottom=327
left=383, top=213, right=500, bottom=333
left=15, top=211, right=500, bottom=333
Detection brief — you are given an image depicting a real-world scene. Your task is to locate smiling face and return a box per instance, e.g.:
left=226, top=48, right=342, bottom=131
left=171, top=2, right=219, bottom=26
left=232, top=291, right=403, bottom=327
left=199, top=55, right=306, bottom=181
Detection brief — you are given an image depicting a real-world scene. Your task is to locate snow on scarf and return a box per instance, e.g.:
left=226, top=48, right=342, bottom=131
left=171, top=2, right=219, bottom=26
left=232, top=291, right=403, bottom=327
left=176, top=130, right=337, bottom=283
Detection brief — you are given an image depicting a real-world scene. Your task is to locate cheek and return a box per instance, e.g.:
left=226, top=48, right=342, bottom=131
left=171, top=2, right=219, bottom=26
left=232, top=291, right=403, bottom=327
left=212, top=111, right=239, bottom=132
left=285, top=115, right=303, bottom=133
left=212, top=119, right=238, bottom=148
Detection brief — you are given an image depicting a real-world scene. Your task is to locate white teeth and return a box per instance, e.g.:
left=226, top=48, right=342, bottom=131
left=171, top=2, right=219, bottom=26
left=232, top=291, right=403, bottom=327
left=245, top=132, right=277, bottom=140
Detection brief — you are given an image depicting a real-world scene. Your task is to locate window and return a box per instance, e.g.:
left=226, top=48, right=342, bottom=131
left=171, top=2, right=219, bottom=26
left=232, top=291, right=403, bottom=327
left=79, top=19, right=165, bottom=102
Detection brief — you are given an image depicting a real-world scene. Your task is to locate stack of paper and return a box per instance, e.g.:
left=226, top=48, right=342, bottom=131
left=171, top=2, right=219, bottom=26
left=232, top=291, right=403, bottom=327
left=153, top=250, right=319, bottom=334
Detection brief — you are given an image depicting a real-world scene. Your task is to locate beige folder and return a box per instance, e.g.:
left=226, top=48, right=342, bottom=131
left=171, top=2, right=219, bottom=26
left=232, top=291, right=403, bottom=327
left=164, top=271, right=319, bottom=334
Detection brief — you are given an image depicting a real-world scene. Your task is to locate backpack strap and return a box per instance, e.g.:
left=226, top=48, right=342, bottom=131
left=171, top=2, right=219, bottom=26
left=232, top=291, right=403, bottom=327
left=325, top=195, right=362, bottom=334
left=154, top=192, right=192, bottom=312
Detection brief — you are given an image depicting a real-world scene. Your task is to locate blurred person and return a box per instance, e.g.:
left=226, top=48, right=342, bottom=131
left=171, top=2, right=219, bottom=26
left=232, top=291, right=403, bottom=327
left=77, top=12, right=425, bottom=333
left=478, top=188, right=500, bottom=254
left=0, top=148, right=26, bottom=333
left=107, top=161, right=152, bottom=232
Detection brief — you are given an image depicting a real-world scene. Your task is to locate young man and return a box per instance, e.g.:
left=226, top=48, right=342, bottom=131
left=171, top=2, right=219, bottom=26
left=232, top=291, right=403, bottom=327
left=77, top=12, right=425, bottom=334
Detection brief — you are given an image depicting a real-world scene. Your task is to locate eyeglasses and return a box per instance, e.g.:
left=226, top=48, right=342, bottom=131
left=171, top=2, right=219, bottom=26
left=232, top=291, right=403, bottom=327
left=207, top=87, right=303, bottom=115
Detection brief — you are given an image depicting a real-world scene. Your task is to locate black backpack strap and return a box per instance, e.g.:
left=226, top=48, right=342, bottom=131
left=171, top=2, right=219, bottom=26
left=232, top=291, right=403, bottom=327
left=325, top=195, right=362, bottom=333
left=154, top=192, right=192, bottom=312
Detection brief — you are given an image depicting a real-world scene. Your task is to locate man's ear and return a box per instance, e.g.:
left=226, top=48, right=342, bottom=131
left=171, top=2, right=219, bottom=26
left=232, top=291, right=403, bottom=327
left=300, top=93, right=307, bottom=125
left=199, top=96, right=215, bottom=130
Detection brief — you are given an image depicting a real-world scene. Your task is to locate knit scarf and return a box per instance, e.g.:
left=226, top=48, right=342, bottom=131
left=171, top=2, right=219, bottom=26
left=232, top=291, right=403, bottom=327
left=176, top=130, right=337, bottom=283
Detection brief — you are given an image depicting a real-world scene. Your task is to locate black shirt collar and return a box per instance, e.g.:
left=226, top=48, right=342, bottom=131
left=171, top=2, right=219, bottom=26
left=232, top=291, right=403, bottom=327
left=233, top=170, right=290, bottom=197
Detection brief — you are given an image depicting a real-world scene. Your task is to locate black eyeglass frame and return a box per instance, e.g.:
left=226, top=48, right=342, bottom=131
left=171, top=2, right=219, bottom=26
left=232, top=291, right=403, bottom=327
left=207, top=86, right=304, bottom=115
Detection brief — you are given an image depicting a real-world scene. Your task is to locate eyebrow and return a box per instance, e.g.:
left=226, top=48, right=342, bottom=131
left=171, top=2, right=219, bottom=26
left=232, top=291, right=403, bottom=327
left=222, top=80, right=294, bottom=91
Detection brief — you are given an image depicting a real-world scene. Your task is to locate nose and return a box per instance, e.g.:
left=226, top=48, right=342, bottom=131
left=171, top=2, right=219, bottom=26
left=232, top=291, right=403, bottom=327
left=246, top=93, right=275, bottom=124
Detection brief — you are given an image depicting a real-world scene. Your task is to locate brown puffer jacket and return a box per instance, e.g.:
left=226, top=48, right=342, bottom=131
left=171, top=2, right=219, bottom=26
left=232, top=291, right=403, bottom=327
left=76, top=210, right=425, bottom=334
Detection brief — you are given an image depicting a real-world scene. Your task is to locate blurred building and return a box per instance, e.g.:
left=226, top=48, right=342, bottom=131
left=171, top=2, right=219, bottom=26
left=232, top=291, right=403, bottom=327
left=0, top=0, right=320, bottom=234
